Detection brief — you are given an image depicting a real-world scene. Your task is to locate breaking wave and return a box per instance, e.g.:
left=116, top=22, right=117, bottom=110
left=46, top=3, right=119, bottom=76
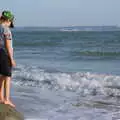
left=12, top=64, right=120, bottom=97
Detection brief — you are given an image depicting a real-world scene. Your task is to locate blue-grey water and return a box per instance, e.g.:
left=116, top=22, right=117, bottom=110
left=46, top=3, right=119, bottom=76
left=11, top=27, right=120, bottom=120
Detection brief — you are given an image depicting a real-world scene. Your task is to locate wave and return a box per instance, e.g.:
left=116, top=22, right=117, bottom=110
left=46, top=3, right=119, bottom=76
left=60, top=28, right=80, bottom=32
left=71, top=51, right=120, bottom=57
left=12, top=64, right=120, bottom=97
left=15, top=41, right=60, bottom=47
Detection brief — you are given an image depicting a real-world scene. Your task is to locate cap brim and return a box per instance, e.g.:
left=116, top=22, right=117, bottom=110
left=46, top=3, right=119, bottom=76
left=10, top=21, right=14, bottom=28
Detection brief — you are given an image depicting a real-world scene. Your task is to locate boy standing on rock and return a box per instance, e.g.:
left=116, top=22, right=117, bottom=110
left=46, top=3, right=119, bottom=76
left=0, top=10, right=16, bottom=107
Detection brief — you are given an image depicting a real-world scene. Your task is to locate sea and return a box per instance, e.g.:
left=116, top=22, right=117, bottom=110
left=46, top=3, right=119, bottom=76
left=11, top=26, right=120, bottom=120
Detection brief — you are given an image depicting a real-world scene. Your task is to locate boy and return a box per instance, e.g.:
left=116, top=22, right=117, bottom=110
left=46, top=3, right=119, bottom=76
left=0, top=10, right=16, bottom=107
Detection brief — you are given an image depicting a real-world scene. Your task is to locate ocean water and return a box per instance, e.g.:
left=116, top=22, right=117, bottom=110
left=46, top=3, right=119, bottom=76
left=11, top=27, right=120, bottom=120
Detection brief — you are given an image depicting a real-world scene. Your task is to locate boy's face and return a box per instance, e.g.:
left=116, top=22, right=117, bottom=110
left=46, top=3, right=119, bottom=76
left=5, top=20, right=12, bottom=27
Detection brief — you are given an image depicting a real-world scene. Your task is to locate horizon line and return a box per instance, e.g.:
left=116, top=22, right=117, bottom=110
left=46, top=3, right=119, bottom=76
left=14, top=25, right=120, bottom=28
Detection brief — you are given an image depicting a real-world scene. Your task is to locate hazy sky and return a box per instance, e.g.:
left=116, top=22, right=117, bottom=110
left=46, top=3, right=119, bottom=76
left=0, top=0, right=120, bottom=26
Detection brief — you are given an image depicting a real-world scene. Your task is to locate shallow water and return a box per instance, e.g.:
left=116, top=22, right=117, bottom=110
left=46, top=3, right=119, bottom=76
left=10, top=64, right=120, bottom=120
left=12, top=85, right=115, bottom=120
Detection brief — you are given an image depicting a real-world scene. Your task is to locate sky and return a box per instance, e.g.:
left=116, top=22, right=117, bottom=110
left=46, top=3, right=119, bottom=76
left=0, top=0, right=120, bottom=27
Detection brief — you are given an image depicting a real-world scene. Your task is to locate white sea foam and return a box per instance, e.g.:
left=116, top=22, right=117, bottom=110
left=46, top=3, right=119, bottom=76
left=12, top=64, right=120, bottom=97
left=26, top=119, right=48, bottom=120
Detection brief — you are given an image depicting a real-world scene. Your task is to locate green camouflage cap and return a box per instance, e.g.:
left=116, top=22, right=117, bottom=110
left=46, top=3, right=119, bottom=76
left=2, top=10, right=14, bottom=21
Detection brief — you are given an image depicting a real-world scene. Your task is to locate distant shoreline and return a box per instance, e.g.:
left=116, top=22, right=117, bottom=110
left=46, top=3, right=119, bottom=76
left=15, top=25, right=120, bottom=28
left=13, top=26, right=120, bottom=32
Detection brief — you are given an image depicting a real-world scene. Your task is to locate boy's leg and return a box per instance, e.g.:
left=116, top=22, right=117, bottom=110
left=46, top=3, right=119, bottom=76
left=4, top=76, right=15, bottom=107
left=0, top=75, right=5, bottom=102
left=0, top=49, right=15, bottom=107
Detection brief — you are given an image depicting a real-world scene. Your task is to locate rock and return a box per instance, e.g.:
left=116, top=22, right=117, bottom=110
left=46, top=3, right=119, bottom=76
left=0, top=103, right=24, bottom=120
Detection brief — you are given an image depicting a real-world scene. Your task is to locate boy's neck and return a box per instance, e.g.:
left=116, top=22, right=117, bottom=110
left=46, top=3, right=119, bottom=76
left=1, top=22, right=8, bottom=27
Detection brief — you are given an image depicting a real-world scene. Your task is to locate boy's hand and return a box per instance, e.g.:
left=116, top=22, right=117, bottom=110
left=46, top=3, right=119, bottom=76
left=11, top=59, right=16, bottom=67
